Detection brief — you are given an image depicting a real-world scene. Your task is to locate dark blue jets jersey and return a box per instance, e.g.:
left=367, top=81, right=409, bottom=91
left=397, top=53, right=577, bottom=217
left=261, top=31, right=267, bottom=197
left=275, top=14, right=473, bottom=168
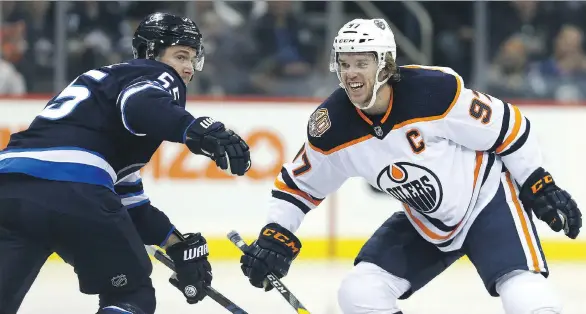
left=0, top=59, right=196, bottom=246
left=0, top=59, right=196, bottom=193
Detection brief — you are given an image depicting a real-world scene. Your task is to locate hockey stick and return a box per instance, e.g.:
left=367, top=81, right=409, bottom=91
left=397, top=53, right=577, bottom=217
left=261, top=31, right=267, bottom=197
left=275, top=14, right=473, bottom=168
left=145, top=245, right=249, bottom=314
left=227, top=230, right=311, bottom=314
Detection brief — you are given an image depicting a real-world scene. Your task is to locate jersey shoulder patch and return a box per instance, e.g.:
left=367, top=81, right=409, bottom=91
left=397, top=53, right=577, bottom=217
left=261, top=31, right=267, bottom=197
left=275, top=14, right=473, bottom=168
left=391, top=66, right=461, bottom=126
left=308, top=107, right=332, bottom=138
left=307, top=88, right=371, bottom=154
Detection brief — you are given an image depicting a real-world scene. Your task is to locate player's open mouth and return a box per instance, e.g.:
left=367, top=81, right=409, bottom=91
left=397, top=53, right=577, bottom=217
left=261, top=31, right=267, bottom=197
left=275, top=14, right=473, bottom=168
left=348, top=82, right=364, bottom=92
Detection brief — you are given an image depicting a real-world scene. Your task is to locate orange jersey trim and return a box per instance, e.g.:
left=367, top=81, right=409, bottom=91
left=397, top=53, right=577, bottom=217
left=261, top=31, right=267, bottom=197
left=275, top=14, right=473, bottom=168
left=309, top=134, right=373, bottom=155
left=496, top=105, right=522, bottom=154
left=472, top=151, right=483, bottom=188
left=504, top=172, right=541, bottom=272
left=274, top=179, right=322, bottom=206
left=355, top=87, right=394, bottom=126
left=381, top=87, right=394, bottom=123
left=392, top=73, right=462, bottom=130
left=403, top=203, right=461, bottom=240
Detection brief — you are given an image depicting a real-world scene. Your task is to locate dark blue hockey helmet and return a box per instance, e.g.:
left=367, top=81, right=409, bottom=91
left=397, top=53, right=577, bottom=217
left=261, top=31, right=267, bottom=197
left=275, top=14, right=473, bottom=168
left=132, top=12, right=205, bottom=71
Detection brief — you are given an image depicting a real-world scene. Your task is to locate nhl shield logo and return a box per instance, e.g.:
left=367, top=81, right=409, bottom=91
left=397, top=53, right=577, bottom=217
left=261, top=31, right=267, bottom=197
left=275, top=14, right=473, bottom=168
left=374, top=19, right=386, bottom=30
left=374, top=126, right=383, bottom=137
left=376, top=162, right=443, bottom=214
left=111, top=274, right=127, bottom=287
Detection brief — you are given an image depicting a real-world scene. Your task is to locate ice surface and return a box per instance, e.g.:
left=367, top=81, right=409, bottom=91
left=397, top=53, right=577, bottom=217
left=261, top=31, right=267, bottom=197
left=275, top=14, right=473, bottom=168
left=19, top=260, right=586, bottom=314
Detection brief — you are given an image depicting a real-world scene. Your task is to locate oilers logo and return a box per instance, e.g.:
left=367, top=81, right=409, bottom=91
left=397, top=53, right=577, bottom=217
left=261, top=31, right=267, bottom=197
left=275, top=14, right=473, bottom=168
left=376, top=162, right=443, bottom=214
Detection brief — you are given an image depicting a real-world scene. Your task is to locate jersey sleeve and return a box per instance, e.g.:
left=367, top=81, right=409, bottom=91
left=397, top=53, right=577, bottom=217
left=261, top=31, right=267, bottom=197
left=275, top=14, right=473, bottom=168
left=116, top=74, right=195, bottom=143
left=115, top=171, right=175, bottom=246
left=441, top=71, right=542, bottom=186
left=268, top=141, right=348, bottom=233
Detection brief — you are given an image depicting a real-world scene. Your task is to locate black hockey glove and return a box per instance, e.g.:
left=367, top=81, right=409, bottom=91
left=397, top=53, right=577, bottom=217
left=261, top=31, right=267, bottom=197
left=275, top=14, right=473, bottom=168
left=240, top=223, right=301, bottom=291
left=166, top=233, right=212, bottom=304
left=185, top=117, right=251, bottom=176
left=519, top=167, right=582, bottom=239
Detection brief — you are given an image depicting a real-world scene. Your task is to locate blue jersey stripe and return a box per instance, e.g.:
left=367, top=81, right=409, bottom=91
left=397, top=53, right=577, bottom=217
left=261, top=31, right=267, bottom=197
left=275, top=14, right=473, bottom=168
left=0, top=158, right=115, bottom=190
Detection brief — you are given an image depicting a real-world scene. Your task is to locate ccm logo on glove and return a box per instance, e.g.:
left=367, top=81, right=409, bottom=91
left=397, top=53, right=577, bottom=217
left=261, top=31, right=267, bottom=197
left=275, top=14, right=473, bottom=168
left=530, top=174, right=553, bottom=194
left=262, top=228, right=300, bottom=254
left=184, top=243, right=209, bottom=261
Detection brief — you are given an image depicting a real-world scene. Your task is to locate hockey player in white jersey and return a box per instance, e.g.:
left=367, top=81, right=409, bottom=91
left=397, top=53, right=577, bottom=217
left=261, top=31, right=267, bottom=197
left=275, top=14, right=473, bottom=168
left=239, top=18, right=582, bottom=314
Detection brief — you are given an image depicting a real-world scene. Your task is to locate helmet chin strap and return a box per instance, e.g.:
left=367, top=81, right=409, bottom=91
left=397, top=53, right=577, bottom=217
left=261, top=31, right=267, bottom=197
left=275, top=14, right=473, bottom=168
left=357, top=68, right=389, bottom=110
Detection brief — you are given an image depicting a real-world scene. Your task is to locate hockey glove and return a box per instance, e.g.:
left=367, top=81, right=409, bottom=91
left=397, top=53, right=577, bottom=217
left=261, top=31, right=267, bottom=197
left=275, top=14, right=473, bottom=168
left=519, top=167, right=582, bottom=239
left=166, top=233, right=212, bottom=304
left=184, top=117, right=251, bottom=176
left=240, top=223, right=301, bottom=291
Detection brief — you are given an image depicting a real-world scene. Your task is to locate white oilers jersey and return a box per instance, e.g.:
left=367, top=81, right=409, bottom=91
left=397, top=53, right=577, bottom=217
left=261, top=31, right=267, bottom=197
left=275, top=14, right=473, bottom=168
left=268, top=65, right=542, bottom=251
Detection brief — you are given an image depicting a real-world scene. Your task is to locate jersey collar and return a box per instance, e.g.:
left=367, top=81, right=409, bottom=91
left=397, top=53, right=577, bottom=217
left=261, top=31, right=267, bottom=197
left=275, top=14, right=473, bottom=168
left=355, top=87, right=394, bottom=139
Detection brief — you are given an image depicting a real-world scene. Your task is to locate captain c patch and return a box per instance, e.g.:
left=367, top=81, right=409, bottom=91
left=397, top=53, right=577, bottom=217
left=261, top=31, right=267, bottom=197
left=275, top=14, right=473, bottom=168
left=308, top=108, right=332, bottom=138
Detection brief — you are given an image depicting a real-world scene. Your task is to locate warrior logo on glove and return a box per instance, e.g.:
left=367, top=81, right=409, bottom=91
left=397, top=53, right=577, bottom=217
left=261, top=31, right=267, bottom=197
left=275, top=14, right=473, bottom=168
left=184, top=243, right=209, bottom=261
left=166, top=233, right=213, bottom=304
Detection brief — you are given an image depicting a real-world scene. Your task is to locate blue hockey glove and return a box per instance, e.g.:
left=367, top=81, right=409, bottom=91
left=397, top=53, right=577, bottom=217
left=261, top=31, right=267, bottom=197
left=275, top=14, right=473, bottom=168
left=184, top=117, right=251, bottom=176
left=240, top=223, right=301, bottom=291
left=520, top=167, right=582, bottom=239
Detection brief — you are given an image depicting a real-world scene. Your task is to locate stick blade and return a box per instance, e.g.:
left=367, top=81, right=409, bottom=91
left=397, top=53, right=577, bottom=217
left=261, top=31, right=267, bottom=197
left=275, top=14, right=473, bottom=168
left=226, top=230, right=240, bottom=243
left=226, top=230, right=248, bottom=250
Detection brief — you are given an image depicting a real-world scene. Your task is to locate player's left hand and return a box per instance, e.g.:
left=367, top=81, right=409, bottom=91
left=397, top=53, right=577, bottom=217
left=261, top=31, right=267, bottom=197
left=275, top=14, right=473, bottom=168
left=520, top=167, right=582, bottom=239
left=166, top=232, right=213, bottom=304
left=184, top=116, right=251, bottom=176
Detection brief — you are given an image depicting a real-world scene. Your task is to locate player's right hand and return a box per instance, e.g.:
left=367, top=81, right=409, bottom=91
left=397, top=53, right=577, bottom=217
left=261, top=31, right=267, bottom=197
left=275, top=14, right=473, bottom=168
left=184, top=116, right=251, bottom=176
left=520, top=167, right=582, bottom=239
left=166, top=232, right=212, bottom=304
left=240, top=223, right=301, bottom=291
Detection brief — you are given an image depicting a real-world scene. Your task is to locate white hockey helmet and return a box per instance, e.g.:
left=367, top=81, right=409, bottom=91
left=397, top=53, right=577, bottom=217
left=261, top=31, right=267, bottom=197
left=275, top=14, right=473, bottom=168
left=330, top=18, right=397, bottom=110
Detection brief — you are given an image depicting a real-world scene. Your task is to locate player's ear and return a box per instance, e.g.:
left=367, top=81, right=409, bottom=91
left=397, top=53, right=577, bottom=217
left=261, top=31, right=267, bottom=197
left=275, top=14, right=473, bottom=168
left=378, top=68, right=390, bottom=81
left=154, top=47, right=167, bottom=60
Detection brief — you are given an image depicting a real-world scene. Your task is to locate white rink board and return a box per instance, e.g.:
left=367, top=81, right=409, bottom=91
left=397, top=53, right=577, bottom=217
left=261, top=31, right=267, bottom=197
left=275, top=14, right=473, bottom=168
left=0, top=100, right=584, bottom=241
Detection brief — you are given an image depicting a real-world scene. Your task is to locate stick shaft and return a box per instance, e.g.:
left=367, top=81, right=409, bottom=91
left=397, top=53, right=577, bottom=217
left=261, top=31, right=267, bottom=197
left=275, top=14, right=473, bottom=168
left=226, top=231, right=311, bottom=314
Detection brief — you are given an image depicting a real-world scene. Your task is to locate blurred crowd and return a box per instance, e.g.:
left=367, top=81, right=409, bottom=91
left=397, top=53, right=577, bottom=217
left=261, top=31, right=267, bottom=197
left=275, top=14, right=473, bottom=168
left=2, top=1, right=586, bottom=101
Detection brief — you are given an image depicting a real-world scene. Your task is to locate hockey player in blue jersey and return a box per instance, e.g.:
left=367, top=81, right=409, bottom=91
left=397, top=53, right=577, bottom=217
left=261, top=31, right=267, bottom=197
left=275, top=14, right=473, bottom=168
left=0, top=12, right=251, bottom=314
